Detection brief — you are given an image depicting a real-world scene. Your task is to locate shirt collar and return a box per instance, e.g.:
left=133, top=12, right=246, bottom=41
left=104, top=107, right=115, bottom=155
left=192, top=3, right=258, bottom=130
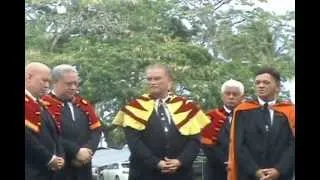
left=156, top=95, right=171, bottom=104
left=51, top=89, right=57, bottom=96
left=25, top=89, right=37, bottom=102
left=223, top=105, right=232, bottom=114
left=258, top=97, right=276, bottom=106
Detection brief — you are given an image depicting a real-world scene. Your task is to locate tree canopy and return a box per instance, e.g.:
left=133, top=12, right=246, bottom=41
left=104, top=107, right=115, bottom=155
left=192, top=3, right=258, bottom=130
left=26, top=0, right=295, bottom=147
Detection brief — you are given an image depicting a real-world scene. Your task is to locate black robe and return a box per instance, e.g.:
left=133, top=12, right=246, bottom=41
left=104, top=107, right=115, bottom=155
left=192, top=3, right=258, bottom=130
left=235, top=108, right=294, bottom=180
left=60, top=102, right=102, bottom=180
left=25, top=105, right=64, bottom=180
left=124, top=110, right=200, bottom=180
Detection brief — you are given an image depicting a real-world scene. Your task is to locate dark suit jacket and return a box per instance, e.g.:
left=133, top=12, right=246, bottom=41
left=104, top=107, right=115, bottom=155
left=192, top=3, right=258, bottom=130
left=25, top=107, right=64, bottom=180
left=125, top=111, right=200, bottom=180
left=236, top=108, right=295, bottom=180
left=60, top=103, right=101, bottom=180
left=202, top=108, right=230, bottom=180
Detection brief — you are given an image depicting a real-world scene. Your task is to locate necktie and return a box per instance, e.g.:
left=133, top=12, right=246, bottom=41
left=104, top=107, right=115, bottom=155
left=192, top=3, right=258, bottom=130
left=227, top=110, right=233, bottom=123
left=157, top=100, right=170, bottom=135
left=225, top=111, right=233, bottom=135
left=263, top=102, right=272, bottom=132
left=64, top=101, right=75, bottom=121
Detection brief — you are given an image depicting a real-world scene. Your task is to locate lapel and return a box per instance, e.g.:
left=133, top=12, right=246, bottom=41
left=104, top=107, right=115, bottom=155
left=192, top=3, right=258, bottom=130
left=148, top=110, right=167, bottom=140
left=219, top=107, right=228, bottom=118
left=249, top=99, right=266, bottom=135
left=220, top=108, right=231, bottom=134
left=268, top=99, right=284, bottom=142
left=38, top=106, right=59, bottom=143
left=62, top=103, right=74, bottom=123
left=254, top=108, right=268, bottom=135
left=71, top=103, right=79, bottom=122
left=268, top=111, right=283, bottom=145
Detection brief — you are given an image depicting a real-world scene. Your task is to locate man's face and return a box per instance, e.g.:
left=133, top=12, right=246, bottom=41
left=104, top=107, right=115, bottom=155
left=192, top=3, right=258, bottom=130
left=222, top=86, right=243, bottom=109
left=27, top=68, right=50, bottom=97
left=146, top=67, right=172, bottom=98
left=54, top=71, right=79, bottom=100
left=255, top=73, right=280, bottom=101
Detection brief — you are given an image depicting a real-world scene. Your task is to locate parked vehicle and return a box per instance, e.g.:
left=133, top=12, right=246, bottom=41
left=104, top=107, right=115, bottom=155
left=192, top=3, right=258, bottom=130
left=92, top=147, right=130, bottom=180
left=92, top=146, right=208, bottom=180
left=100, top=161, right=129, bottom=180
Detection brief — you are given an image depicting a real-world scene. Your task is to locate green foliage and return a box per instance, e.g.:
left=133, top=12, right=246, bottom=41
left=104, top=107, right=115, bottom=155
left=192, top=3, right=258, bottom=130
left=26, top=0, right=295, bottom=147
left=106, top=128, right=126, bottom=148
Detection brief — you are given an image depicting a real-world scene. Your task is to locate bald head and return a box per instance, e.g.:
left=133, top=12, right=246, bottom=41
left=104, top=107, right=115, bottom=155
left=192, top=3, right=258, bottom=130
left=26, top=62, right=50, bottom=72
left=25, top=62, right=51, bottom=98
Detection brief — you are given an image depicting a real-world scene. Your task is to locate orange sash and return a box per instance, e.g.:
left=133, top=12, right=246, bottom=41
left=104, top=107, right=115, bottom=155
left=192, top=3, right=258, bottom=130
left=227, top=100, right=295, bottom=180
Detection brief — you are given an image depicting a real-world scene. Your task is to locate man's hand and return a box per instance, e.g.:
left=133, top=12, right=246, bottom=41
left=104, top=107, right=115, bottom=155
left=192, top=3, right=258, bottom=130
left=260, top=168, right=280, bottom=180
left=48, top=156, right=65, bottom=171
left=56, top=156, right=65, bottom=169
left=76, top=148, right=92, bottom=164
left=256, top=169, right=268, bottom=180
left=157, top=160, right=171, bottom=173
left=161, top=157, right=181, bottom=174
left=157, top=157, right=182, bottom=174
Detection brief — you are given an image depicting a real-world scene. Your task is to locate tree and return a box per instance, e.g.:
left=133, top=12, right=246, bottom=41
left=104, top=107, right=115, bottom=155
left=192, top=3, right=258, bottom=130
left=26, top=0, right=295, bottom=147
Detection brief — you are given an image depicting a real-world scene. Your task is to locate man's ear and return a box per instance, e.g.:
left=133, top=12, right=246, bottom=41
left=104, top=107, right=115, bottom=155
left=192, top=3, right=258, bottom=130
left=26, top=72, right=32, bottom=81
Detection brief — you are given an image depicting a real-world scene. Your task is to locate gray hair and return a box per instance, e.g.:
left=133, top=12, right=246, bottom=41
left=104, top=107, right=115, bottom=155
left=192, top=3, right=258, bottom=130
left=221, top=79, right=245, bottom=96
left=51, top=64, right=78, bottom=82
left=145, top=63, right=173, bottom=81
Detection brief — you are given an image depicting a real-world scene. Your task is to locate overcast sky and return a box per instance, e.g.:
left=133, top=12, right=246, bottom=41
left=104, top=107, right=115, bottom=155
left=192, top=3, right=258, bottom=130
left=256, top=0, right=295, bottom=15
left=260, top=0, right=295, bottom=103
left=229, top=0, right=295, bottom=102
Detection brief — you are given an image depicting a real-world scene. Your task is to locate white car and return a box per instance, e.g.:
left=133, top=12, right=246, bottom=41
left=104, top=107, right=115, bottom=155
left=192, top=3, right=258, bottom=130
left=100, top=161, right=129, bottom=180
left=91, top=146, right=130, bottom=180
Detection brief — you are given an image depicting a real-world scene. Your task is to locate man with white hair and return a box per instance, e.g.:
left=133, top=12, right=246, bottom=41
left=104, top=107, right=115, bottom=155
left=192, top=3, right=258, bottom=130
left=201, top=79, right=245, bottom=180
left=41, top=64, right=102, bottom=180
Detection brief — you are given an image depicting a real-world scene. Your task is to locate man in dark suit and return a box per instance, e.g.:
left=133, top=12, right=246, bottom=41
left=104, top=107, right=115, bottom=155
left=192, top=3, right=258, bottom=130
left=112, top=64, right=210, bottom=180
left=25, top=62, right=65, bottom=180
left=42, top=64, right=102, bottom=180
left=201, top=79, right=244, bottom=180
left=227, top=67, right=295, bottom=180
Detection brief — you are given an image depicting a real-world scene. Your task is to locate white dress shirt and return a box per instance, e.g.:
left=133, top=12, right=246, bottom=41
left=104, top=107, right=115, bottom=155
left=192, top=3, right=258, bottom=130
left=154, top=96, right=172, bottom=125
left=258, top=97, right=276, bottom=125
left=51, top=90, right=76, bottom=121
left=223, top=105, right=233, bottom=124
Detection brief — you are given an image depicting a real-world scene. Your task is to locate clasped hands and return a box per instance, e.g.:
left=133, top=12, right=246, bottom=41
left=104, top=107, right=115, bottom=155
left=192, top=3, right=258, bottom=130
left=48, top=155, right=65, bottom=171
left=256, top=168, right=280, bottom=180
left=157, top=157, right=182, bottom=174
left=72, top=147, right=93, bottom=167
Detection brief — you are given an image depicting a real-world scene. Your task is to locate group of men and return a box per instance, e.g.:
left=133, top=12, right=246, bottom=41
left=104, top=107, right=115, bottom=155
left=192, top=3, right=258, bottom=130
left=200, top=68, right=295, bottom=180
left=25, top=62, right=294, bottom=180
left=113, top=64, right=295, bottom=180
left=25, top=62, right=102, bottom=180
